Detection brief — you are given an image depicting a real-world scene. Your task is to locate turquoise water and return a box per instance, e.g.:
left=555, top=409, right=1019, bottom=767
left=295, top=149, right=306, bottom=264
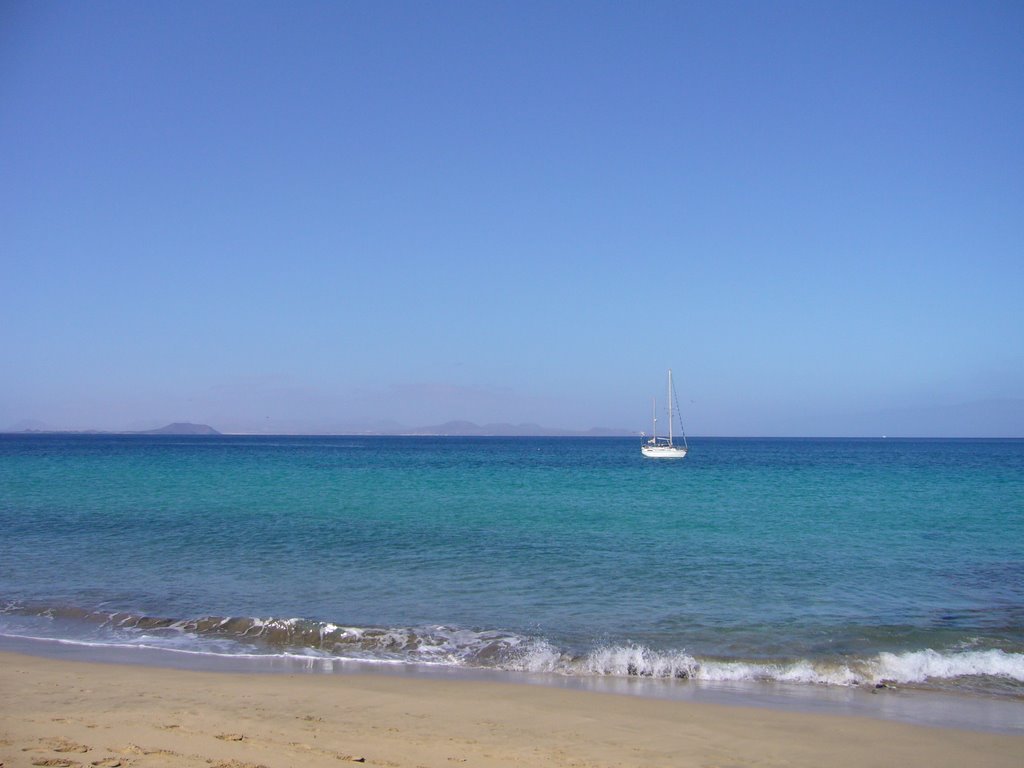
left=1, top=434, right=1022, bottom=697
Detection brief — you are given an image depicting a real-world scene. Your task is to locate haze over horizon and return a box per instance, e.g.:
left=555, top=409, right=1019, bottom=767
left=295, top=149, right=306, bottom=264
left=2, top=3, right=1022, bottom=438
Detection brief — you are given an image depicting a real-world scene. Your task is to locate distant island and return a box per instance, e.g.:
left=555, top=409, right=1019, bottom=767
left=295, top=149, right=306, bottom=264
left=6, top=422, right=222, bottom=436
left=2, top=420, right=630, bottom=437
left=136, top=422, right=221, bottom=436
left=397, top=421, right=631, bottom=437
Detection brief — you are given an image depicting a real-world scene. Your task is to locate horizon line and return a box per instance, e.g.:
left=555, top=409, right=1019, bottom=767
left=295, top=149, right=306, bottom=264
left=3, top=430, right=1022, bottom=440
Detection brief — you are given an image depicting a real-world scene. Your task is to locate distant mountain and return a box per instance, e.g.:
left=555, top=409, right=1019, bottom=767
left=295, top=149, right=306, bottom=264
left=4, top=419, right=52, bottom=432
left=137, top=422, right=221, bottom=435
left=402, top=420, right=634, bottom=437
left=1, top=419, right=628, bottom=437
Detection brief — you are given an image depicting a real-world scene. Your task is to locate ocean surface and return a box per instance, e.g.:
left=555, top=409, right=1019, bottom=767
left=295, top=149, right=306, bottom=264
left=2, top=434, right=1023, bottom=710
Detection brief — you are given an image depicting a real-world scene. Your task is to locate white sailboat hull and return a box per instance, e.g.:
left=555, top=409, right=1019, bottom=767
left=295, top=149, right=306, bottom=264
left=642, top=369, right=689, bottom=459
left=641, top=444, right=688, bottom=459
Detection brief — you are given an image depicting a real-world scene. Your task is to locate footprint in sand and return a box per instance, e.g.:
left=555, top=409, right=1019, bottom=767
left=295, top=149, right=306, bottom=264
left=47, top=739, right=90, bottom=754
left=116, top=744, right=177, bottom=757
left=22, top=738, right=90, bottom=756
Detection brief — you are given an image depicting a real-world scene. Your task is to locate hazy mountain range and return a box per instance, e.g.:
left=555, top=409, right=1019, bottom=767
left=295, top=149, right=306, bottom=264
left=388, top=421, right=631, bottom=437
left=5, top=421, right=222, bottom=436
left=5, top=397, right=1021, bottom=437
left=2, top=420, right=634, bottom=437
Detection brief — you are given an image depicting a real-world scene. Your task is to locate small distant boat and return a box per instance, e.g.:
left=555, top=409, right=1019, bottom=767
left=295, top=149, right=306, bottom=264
left=641, top=369, right=688, bottom=459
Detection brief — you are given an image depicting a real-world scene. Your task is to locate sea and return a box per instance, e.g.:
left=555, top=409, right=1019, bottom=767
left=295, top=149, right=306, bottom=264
left=2, top=434, right=1023, bottom=729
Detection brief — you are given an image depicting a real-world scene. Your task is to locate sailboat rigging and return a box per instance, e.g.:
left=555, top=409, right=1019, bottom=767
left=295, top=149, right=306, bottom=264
left=641, top=369, right=688, bottom=459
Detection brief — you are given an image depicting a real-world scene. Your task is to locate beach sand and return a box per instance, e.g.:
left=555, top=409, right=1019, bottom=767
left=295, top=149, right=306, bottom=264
left=1, top=651, right=1021, bottom=768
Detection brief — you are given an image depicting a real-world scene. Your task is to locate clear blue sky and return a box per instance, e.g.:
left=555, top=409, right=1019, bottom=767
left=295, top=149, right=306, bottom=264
left=2, top=1, right=1022, bottom=436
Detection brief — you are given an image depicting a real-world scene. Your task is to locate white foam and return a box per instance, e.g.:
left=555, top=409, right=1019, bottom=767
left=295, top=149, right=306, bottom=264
left=538, top=645, right=1024, bottom=687
left=869, top=649, right=1024, bottom=684
left=578, top=644, right=697, bottom=679
left=503, top=638, right=564, bottom=673
left=692, top=658, right=862, bottom=686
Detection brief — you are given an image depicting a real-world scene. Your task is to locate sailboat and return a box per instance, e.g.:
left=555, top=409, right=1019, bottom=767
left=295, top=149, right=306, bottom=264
left=641, top=369, right=689, bottom=459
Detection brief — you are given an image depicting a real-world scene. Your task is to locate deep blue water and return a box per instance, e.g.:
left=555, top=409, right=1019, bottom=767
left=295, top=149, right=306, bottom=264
left=1, top=434, right=1022, bottom=697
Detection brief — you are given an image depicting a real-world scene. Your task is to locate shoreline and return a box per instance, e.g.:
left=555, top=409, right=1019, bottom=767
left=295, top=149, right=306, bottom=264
left=2, top=650, right=1023, bottom=768
left=3, top=633, right=1023, bottom=735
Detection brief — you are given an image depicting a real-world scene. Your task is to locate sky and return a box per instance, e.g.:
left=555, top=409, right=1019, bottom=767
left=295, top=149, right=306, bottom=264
left=1, top=1, right=1022, bottom=436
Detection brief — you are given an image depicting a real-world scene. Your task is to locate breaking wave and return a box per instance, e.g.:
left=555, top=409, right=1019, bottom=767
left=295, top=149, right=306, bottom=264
left=2, top=602, right=1023, bottom=691
left=532, top=644, right=1024, bottom=688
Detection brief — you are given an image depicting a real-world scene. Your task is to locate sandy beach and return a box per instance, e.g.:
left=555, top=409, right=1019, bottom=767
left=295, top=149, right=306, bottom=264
left=1, top=651, right=1021, bottom=768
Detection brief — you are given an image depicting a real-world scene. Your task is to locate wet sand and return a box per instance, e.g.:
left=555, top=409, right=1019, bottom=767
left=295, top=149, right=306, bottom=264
left=1, top=650, right=1021, bottom=768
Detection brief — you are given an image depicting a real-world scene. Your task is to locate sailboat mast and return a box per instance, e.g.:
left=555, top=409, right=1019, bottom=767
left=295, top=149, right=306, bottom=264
left=667, top=369, right=673, bottom=445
